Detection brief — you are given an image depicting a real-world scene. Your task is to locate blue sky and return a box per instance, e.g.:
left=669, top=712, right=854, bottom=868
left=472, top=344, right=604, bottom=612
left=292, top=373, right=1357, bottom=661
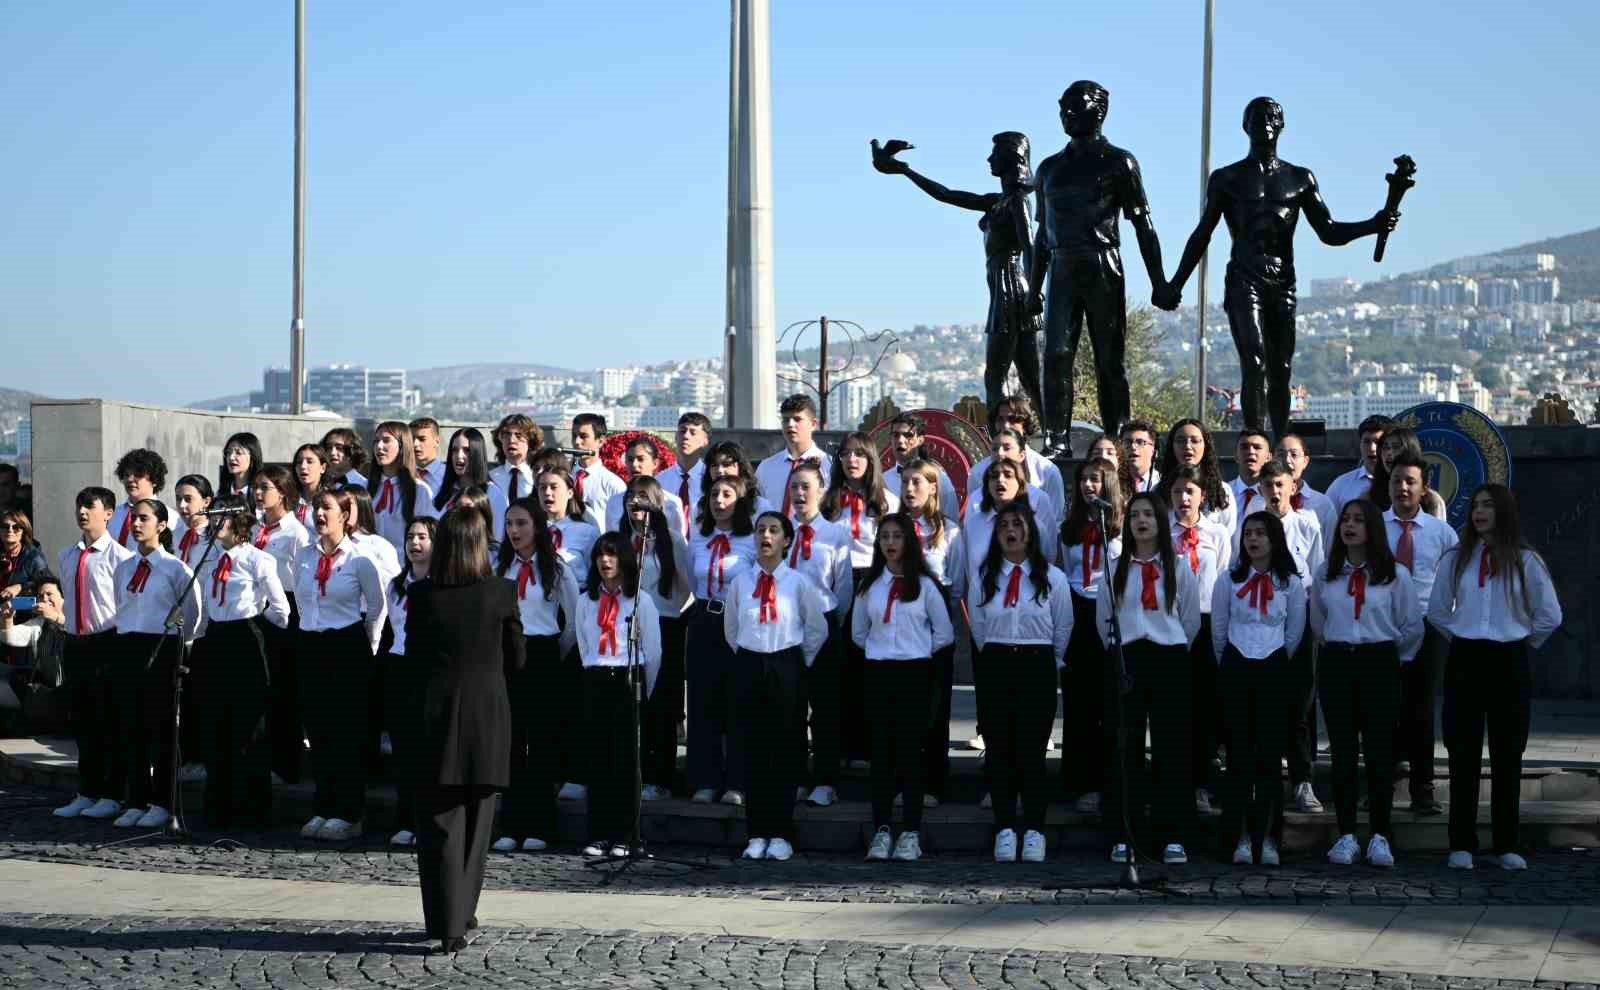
left=3, top=1, right=1596, bottom=405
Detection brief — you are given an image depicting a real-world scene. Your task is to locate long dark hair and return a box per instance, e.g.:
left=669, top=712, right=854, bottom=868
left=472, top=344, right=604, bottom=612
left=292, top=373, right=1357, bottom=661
left=623, top=476, right=677, bottom=599
left=583, top=531, right=640, bottom=600
left=320, top=428, right=367, bottom=475
left=1157, top=419, right=1230, bottom=515
left=822, top=432, right=892, bottom=521
left=854, top=513, right=925, bottom=606
left=132, top=497, right=175, bottom=554
left=1369, top=425, right=1424, bottom=512
left=1061, top=457, right=1123, bottom=547
left=434, top=428, right=490, bottom=512
left=219, top=432, right=263, bottom=504
left=1229, top=510, right=1298, bottom=585
left=1450, top=483, right=1536, bottom=618
left=431, top=507, right=492, bottom=587
left=1110, top=492, right=1178, bottom=612
left=700, top=440, right=761, bottom=505
left=698, top=475, right=755, bottom=537
left=979, top=500, right=1052, bottom=606
left=977, top=458, right=1029, bottom=514
left=1326, top=498, right=1397, bottom=584
left=393, top=516, right=438, bottom=602
left=449, top=485, right=497, bottom=547
left=345, top=485, right=378, bottom=536
left=495, top=496, right=561, bottom=601
left=367, top=421, right=421, bottom=529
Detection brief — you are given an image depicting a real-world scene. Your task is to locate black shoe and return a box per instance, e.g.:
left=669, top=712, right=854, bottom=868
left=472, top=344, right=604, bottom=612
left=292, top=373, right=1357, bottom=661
left=438, top=936, right=468, bottom=954
left=466, top=916, right=479, bottom=931
left=1411, top=797, right=1443, bottom=816
left=1040, top=435, right=1073, bottom=461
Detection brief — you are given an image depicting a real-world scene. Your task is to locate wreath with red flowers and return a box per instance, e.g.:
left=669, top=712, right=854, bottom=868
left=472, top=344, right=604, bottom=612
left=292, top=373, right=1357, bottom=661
left=599, top=430, right=676, bottom=481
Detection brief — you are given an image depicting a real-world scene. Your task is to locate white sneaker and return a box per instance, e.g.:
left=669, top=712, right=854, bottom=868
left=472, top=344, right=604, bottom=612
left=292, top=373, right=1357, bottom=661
left=1498, top=852, right=1528, bottom=871
left=1232, top=838, right=1254, bottom=864
left=993, top=828, right=1018, bottom=862
left=379, top=732, right=393, bottom=756
left=1110, top=843, right=1130, bottom=864
left=392, top=830, right=417, bottom=847
left=967, top=734, right=985, bottom=750
left=582, top=839, right=609, bottom=857
left=300, top=816, right=327, bottom=838
left=691, top=788, right=718, bottom=803
left=1447, top=850, right=1475, bottom=870
left=742, top=837, right=769, bottom=860
left=491, top=836, right=518, bottom=852
left=319, top=818, right=362, bottom=841
left=1367, top=834, right=1395, bottom=868
left=1163, top=843, right=1188, bottom=865
left=924, top=794, right=940, bottom=808
left=1021, top=830, right=1046, bottom=863
left=1328, top=833, right=1361, bottom=865
left=640, top=785, right=670, bottom=802
left=1195, top=788, right=1214, bottom=815
left=865, top=826, right=893, bottom=860
left=1074, top=791, right=1101, bottom=814
left=112, top=807, right=145, bottom=828
left=178, top=763, right=208, bottom=783
left=610, top=842, right=631, bottom=859
left=806, top=785, right=837, bottom=807
left=136, top=805, right=171, bottom=828
left=557, top=782, right=588, bottom=801
left=979, top=792, right=993, bottom=809
left=720, top=789, right=745, bottom=807
left=892, top=830, right=922, bottom=861
left=1261, top=838, right=1280, bottom=866
left=81, top=798, right=123, bottom=820
left=1294, top=781, right=1324, bottom=813
left=53, top=794, right=94, bottom=818
left=521, top=837, right=547, bottom=852
left=766, top=837, right=794, bottom=861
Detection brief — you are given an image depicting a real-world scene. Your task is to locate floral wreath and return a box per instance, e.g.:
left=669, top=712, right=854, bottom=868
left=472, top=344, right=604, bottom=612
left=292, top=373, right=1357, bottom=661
left=599, top=430, right=676, bottom=481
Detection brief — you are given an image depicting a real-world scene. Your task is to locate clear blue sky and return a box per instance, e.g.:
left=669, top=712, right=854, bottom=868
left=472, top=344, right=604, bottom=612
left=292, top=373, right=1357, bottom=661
left=3, top=2, right=1596, bottom=405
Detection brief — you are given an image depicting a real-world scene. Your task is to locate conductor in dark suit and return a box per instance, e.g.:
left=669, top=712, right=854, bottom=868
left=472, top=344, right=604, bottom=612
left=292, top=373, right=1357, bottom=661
left=405, top=508, right=525, bottom=953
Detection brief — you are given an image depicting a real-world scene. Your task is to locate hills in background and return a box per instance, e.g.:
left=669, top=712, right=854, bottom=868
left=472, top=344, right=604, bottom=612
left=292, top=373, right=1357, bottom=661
left=1354, top=225, right=1600, bottom=304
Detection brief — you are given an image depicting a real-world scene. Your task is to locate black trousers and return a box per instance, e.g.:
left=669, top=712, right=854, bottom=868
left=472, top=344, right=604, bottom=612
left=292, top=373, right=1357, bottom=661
left=1443, top=637, right=1532, bottom=854
left=1224, top=260, right=1298, bottom=437
left=417, top=784, right=497, bottom=941
left=115, top=632, right=179, bottom=811
left=381, top=650, right=420, bottom=833
left=264, top=594, right=303, bottom=783
left=1220, top=645, right=1287, bottom=845
left=1060, top=592, right=1106, bottom=797
left=732, top=646, right=805, bottom=840
left=807, top=620, right=843, bottom=787
left=865, top=659, right=932, bottom=832
left=686, top=605, right=742, bottom=793
left=556, top=646, right=586, bottom=787
left=1398, top=623, right=1445, bottom=801
left=641, top=615, right=685, bottom=790
left=1319, top=641, right=1400, bottom=837
left=976, top=644, right=1057, bottom=835
left=1042, top=249, right=1130, bottom=438
left=203, top=617, right=273, bottom=829
left=1190, top=615, right=1219, bottom=789
left=297, top=623, right=372, bottom=823
left=503, top=634, right=561, bottom=841
left=984, top=330, right=1044, bottom=426
left=365, top=619, right=396, bottom=773
left=922, top=637, right=956, bottom=801
left=181, top=635, right=209, bottom=767
left=583, top=666, right=638, bottom=842
left=65, top=631, right=117, bottom=800
left=840, top=569, right=871, bottom=761
left=1283, top=634, right=1318, bottom=787
left=1104, top=639, right=1193, bottom=849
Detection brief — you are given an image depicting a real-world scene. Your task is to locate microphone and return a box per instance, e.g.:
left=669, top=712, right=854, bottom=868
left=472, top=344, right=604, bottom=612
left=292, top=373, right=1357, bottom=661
left=1082, top=495, right=1116, bottom=513
left=198, top=497, right=251, bottom=516
left=548, top=446, right=594, bottom=459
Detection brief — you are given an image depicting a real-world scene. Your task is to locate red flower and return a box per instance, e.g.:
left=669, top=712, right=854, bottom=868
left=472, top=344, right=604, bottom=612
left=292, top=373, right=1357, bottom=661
left=599, top=430, right=677, bottom=481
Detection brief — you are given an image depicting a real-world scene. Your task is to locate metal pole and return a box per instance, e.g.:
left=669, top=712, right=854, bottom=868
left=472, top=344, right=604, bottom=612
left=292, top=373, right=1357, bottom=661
left=1194, top=0, right=1214, bottom=421
left=817, top=316, right=829, bottom=430
left=289, top=0, right=307, bottom=414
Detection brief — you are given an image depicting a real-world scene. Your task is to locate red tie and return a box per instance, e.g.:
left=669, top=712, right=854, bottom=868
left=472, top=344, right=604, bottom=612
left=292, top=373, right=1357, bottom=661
left=1139, top=560, right=1160, bottom=610
left=516, top=558, right=535, bottom=599
left=254, top=521, right=279, bottom=550
left=74, top=545, right=95, bottom=634
left=315, top=549, right=338, bottom=596
left=790, top=524, right=815, bottom=567
left=1176, top=525, right=1201, bottom=574
left=1238, top=571, right=1274, bottom=616
left=597, top=590, right=621, bottom=656
left=1240, top=489, right=1257, bottom=515
left=754, top=571, right=778, bottom=624
left=882, top=576, right=906, bottom=622
left=678, top=471, right=692, bottom=530
left=1347, top=566, right=1367, bottom=619
left=551, top=528, right=564, bottom=552
left=574, top=469, right=588, bottom=506
left=211, top=553, right=234, bottom=604
left=1394, top=520, right=1416, bottom=571
left=1002, top=566, right=1023, bottom=608
left=1079, top=524, right=1103, bottom=587
left=127, top=558, right=152, bottom=594
left=1477, top=545, right=1496, bottom=587
left=179, top=527, right=200, bottom=563
left=840, top=490, right=865, bottom=539
left=633, top=534, right=644, bottom=559
left=1290, top=492, right=1305, bottom=511
left=706, top=534, right=731, bottom=596
left=375, top=478, right=396, bottom=514
left=118, top=508, right=134, bottom=547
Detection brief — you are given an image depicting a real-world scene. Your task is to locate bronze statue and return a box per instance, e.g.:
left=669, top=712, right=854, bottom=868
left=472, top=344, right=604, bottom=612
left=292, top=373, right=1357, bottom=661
left=1159, top=97, right=1401, bottom=439
left=1030, top=81, right=1170, bottom=459
left=871, top=134, right=1044, bottom=423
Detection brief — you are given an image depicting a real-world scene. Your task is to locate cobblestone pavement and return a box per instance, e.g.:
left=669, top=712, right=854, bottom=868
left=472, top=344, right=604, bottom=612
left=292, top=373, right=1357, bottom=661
left=5, top=785, right=1598, bottom=906
left=1, top=914, right=1590, bottom=990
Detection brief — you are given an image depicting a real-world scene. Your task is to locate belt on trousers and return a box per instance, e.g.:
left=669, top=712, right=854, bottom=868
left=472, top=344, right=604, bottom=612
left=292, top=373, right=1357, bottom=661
left=981, top=643, right=1052, bottom=656
left=692, top=599, right=725, bottom=616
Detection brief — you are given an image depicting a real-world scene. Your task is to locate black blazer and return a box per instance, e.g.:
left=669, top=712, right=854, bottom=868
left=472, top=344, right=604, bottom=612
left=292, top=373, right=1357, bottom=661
left=406, top=576, right=525, bottom=788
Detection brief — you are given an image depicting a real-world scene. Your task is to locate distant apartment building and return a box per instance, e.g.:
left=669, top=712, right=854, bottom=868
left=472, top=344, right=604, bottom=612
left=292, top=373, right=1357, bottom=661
left=503, top=375, right=567, bottom=401
left=1479, top=277, right=1520, bottom=308
left=590, top=368, right=638, bottom=399
left=249, top=367, right=295, bottom=411
left=1521, top=276, right=1561, bottom=304
left=825, top=377, right=882, bottom=430
left=1437, top=277, right=1478, bottom=307
left=671, top=371, right=722, bottom=411
left=1309, top=276, right=1361, bottom=299
left=278, top=364, right=414, bottom=414
left=1448, top=252, right=1555, bottom=275
left=1401, top=280, right=1439, bottom=307
left=1303, top=371, right=1489, bottom=428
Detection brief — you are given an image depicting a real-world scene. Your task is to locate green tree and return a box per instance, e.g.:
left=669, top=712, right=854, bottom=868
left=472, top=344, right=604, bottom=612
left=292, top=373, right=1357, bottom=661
left=1070, top=307, right=1196, bottom=432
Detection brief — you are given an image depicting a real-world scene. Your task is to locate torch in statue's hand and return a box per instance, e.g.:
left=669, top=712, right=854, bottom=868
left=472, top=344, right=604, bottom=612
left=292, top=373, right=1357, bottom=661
left=1373, top=154, right=1415, bottom=263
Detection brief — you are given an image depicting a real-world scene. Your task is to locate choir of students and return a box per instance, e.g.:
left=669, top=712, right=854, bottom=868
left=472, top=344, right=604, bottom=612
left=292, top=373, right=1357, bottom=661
left=10, top=399, right=1563, bottom=872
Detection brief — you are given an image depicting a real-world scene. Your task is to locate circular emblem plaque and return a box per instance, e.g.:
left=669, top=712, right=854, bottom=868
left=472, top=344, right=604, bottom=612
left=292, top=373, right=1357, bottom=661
left=867, top=409, right=989, bottom=496
left=1394, top=401, right=1511, bottom=529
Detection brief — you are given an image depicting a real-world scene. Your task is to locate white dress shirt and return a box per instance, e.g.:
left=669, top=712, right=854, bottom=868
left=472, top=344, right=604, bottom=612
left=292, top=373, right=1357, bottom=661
left=657, top=460, right=706, bottom=533
left=572, top=460, right=625, bottom=530
left=502, top=554, right=580, bottom=654
left=112, top=547, right=200, bottom=639
left=1311, top=562, right=1423, bottom=662
left=1210, top=568, right=1307, bottom=660
left=1233, top=507, right=1325, bottom=589
left=1297, top=483, right=1338, bottom=541
left=786, top=513, right=854, bottom=615
left=756, top=446, right=833, bottom=508
left=350, top=531, right=402, bottom=589
left=631, top=526, right=693, bottom=619
left=884, top=462, right=961, bottom=519
left=966, top=451, right=1067, bottom=521
left=604, top=489, right=688, bottom=541
left=488, top=462, right=536, bottom=504
left=550, top=518, right=601, bottom=586
left=109, top=498, right=171, bottom=551
left=961, top=491, right=1059, bottom=587
left=58, top=532, right=136, bottom=636
left=253, top=512, right=312, bottom=595
left=341, top=468, right=368, bottom=490
left=829, top=487, right=901, bottom=568
left=369, top=475, right=438, bottom=558
left=723, top=563, right=829, bottom=665
left=1129, top=467, right=1162, bottom=494
left=1427, top=546, right=1562, bottom=649
left=1058, top=528, right=1123, bottom=597
left=967, top=559, right=1074, bottom=668
left=689, top=528, right=758, bottom=604
left=385, top=578, right=416, bottom=656
left=171, top=517, right=215, bottom=571
left=913, top=515, right=966, bottom=592
left=291, top=538, right=387, bottom=653
left=417, top=459, right=447, bottom=497
left=195, top=543, right=290, bottom=636
left=1325, top=464, right=1374, bottom=517
left=574, top=590, right=662, bottom=696
left=1383, top=508, right=1458, bottom=606
left=851, top=572, right=956, bottom=661
left=1170, top=516, right=1228, bottom=614
left=1096, top=555, right=1201, bottom=649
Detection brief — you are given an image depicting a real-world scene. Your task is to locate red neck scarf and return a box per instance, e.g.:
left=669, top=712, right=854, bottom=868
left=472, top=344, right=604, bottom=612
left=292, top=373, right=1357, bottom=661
left=1478, top=545, right=1496, bottom=587
left=127, top=558, right=152, bottom=594
left=574, top=468, right=588, bottom=506
left=706, top=533, right=731, bottom=596
left=254, top=521, right=279, bottom=550
left=790, top=523, right=815, bottom=567
left=1078, top=523, right=1103, bottom=586
left=596, top=589, right=621, bottom=656
left=515, top=557, right=535, bottom=600
left=1290, top=491, right=1305, bottom=511
left=1138, top=559, right=1160, bottom=610
left=754, top=570, right=778, bottom=624
left=839, top=489, right=866, bottom=539
left=315, top=547, right=339, bottom=596
left=550, top=527, right=564, bottom=552
left=1238, top=570, right=1275, bottom=616
left=295, top=501, right=311, bottom=524
left=211, top=553, right=234, bottom=604
left=179, top=526, right=201, bottom=562
left=1002, top=565, right=1023, bottom=608
left=1347, top=565, right=1366, bottom=619
left=881, top=575, right=906, bottom=622
left=1175, top=525, right=1201, bottom=574
left=375, top=478, right=396, bottom=514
